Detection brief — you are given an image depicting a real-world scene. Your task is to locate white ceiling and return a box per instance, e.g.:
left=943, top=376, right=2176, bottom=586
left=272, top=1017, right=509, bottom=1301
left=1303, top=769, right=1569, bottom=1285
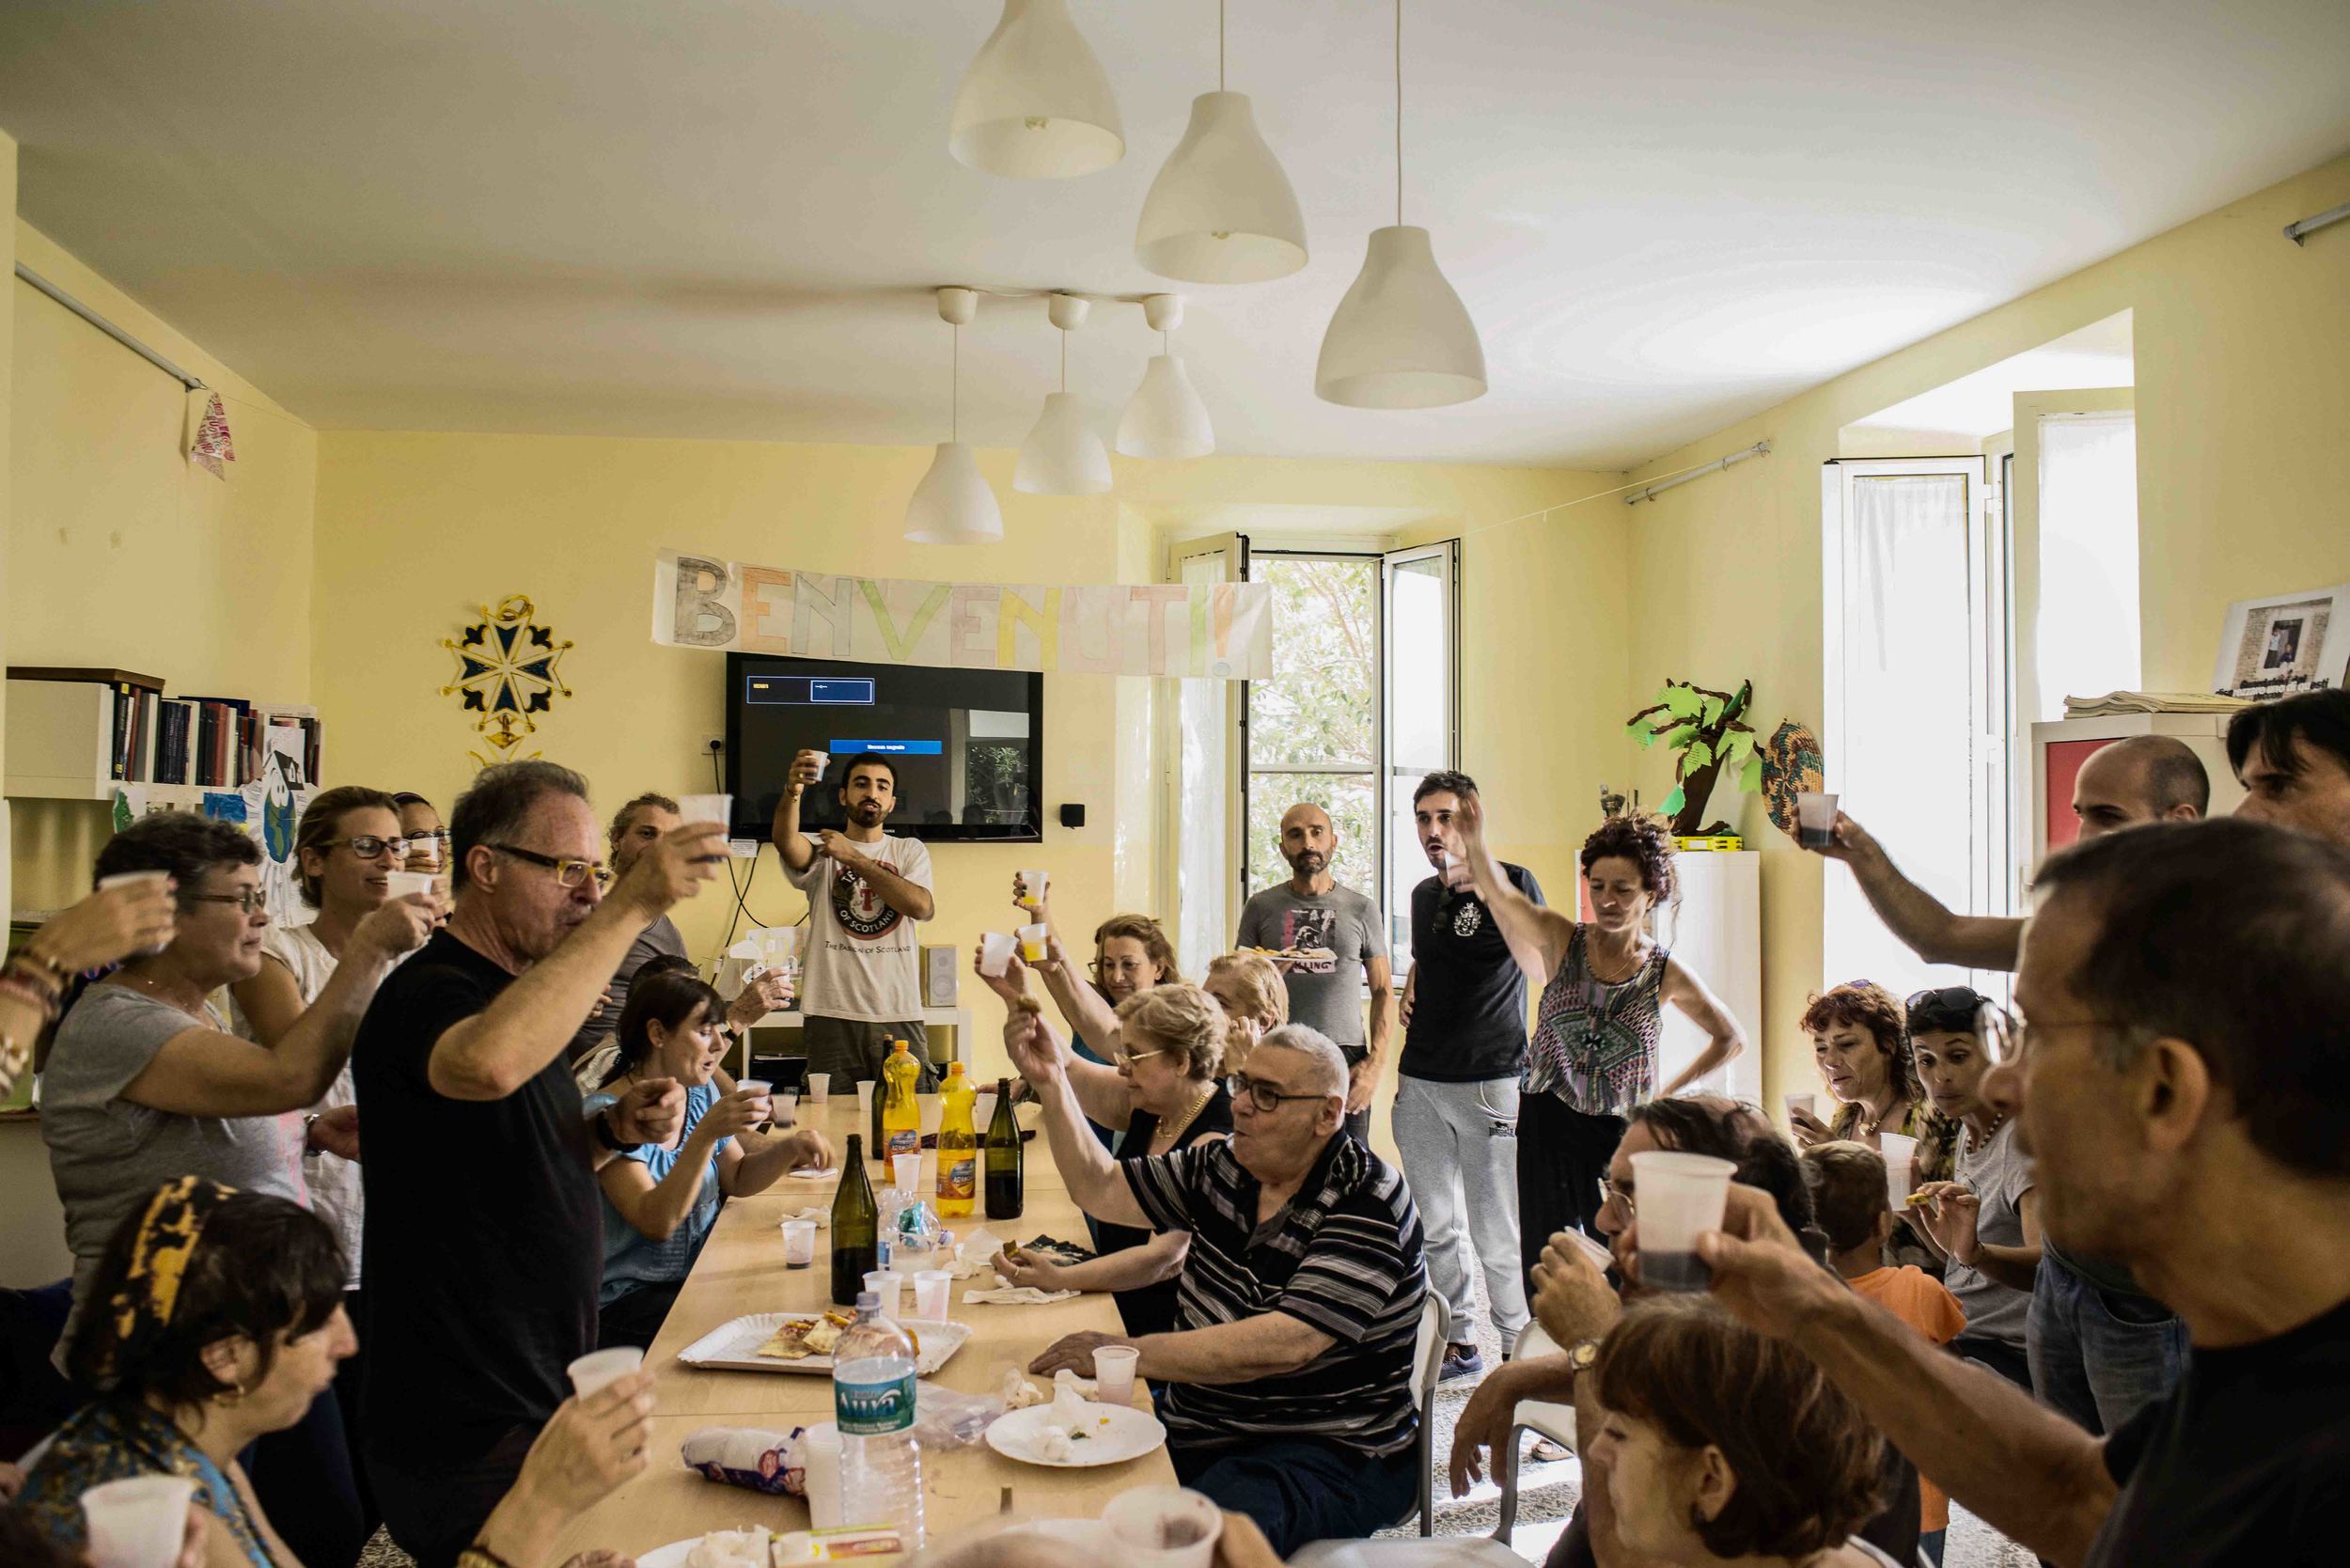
left=4, top=1, right=2345, bottom=470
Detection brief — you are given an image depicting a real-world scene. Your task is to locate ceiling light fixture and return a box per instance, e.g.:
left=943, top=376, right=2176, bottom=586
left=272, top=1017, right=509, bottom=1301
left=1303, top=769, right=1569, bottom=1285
left=949, top=0, right=1125, bottom=180
left=1118, top=294, right=1214, bottom=460
left=905, top=288, right=1005, bottom=544
left=1314, top=0, right=1486, bottom=408
left=1015, top=293, right=1114, bottom=494
left=1134, top=0, right=1307, bottom=283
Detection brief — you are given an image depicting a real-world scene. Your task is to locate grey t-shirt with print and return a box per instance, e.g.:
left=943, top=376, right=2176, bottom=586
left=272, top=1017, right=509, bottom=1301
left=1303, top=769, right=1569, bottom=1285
left=1945, top=1118, right=2035, bottom=1348
left=43, top=983, right=309, bottom=1325
left=1234, top=882, right=1384, bottom=1056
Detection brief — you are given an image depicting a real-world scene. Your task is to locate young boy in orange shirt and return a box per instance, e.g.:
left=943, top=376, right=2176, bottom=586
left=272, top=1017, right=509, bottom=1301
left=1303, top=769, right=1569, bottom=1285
left=1805, top=1139, right=1967, bottom=1566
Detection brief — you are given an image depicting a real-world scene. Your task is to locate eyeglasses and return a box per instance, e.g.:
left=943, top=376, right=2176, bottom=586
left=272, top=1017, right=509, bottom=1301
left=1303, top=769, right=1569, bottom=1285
left=1115, top=1044, right=1167, bottom=1068
left=186, top=888, right=269, bottom=916
left=325, top=836, right=409, bottom=859
left=486, top=844, right=614, bottom=890
left=1224, top=1073, right=1328, bottom=1114
left=1599, top=1176, right=1635, bottom=1217
left=409, top=828, right=452, bottom=845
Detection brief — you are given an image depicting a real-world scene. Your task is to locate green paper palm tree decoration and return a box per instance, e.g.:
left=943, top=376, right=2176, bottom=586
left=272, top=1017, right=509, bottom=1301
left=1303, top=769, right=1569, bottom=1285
left=1626, top=678, right=1762, bottom=835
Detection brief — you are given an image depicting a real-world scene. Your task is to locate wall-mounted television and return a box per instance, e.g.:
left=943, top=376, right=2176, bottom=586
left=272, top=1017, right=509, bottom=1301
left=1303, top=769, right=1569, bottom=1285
left=724, top=653, right=1043, bottom=843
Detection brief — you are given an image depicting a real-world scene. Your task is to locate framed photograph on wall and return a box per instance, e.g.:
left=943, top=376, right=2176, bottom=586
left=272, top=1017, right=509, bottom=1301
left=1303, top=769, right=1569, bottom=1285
left=2213, top=583, right=2350, bottom=698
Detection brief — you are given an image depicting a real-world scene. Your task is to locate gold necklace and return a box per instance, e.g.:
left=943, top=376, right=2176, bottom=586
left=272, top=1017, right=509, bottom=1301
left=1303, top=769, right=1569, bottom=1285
left=1153, top=1082, right=1218, bottom=1151
left=1585, top=933, right=1645, bottom=985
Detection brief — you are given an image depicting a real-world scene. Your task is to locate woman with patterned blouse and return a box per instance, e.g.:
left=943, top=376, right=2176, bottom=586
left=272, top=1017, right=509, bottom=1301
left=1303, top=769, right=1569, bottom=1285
left=1453, top=795, right=1747, bottom=1282
left=16, top=1179, right=650, bottom=1568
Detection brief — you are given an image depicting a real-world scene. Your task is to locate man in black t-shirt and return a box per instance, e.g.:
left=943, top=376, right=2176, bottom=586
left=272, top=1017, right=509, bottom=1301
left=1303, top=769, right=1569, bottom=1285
left=1696, top=819, right=2350, bottom=1568
left=356, top=761, right=730, bottom=1568
left=1393, top=771, right=1543, bottom=1377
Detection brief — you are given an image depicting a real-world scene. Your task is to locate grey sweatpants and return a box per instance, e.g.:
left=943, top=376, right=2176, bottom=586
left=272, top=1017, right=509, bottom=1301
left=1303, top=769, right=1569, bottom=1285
left=1391, top=1074, right=1528, bottom=1345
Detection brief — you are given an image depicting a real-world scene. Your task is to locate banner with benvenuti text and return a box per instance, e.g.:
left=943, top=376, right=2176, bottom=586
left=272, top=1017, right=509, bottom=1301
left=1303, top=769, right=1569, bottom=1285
left=651, top=550, right=1272, bottom=680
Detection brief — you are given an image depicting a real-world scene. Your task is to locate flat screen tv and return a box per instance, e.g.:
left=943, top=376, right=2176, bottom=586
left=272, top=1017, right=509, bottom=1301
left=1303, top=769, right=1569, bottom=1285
left=724, top=652, right=1044, bottom=843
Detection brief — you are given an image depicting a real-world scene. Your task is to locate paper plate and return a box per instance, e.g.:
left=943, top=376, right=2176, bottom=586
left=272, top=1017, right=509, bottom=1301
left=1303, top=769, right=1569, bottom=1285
left=984, top=1402, right=1167, bottom=1467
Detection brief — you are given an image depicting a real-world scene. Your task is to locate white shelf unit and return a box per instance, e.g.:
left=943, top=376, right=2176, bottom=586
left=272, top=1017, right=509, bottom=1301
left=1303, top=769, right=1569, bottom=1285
left=5, top=678, right=317, bottom=805
left=1654, top=850, right=1762, bottom=1103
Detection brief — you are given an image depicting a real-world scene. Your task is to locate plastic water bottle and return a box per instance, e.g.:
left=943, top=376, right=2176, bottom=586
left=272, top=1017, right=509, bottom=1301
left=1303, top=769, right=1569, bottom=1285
left=832, top=1291, right=925, bottom=1547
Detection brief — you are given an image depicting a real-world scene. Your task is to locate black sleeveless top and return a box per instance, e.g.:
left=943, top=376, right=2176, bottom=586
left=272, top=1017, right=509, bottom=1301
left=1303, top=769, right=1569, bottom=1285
left=1103, top=1081, right=1234, bottom=1337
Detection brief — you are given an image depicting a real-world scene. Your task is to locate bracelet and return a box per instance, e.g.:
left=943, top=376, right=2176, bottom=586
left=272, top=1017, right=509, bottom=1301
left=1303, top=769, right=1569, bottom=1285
left=15, top=945, right=71, bottom=985
left=459, top=1544, right=521, bottom=1568
left=0, top=976, right=59, bottom=1021
left=1, top=959, right=62, bottom=999
left=592, top=1105, right=642, bottom=1154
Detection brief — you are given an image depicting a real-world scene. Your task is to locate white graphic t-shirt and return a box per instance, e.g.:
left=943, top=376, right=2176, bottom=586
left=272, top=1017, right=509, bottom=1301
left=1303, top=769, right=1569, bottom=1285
left=786, top=833, right=933, bottom=1024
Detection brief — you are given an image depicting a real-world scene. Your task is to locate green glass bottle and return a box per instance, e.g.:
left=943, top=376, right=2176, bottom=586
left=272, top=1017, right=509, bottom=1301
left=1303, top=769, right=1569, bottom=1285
left=831, top=1134, right=880, bottom=1306
left=983, top=1076, right=1024, bottom=1221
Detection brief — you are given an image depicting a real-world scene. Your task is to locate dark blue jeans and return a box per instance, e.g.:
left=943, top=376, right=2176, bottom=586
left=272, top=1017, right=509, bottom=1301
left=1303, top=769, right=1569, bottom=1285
left=1172, top=1437, right=1417, bottom=1556
left=2028, top=1249, right=2188, bottom=1435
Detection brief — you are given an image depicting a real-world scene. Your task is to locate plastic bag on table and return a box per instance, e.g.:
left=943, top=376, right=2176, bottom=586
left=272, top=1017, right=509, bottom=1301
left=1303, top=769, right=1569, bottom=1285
left=912, top=1383, right=1004, bottom=1450
left=680, top=1424, right=809, bottom=1497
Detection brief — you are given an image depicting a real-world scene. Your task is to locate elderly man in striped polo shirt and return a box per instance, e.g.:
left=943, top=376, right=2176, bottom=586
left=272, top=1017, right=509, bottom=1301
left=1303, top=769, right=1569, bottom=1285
left=1016, top=1016, right=1429, bottom=1554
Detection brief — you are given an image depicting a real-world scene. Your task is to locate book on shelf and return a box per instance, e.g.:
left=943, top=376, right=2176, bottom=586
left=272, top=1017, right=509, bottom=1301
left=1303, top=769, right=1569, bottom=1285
left=2061, top=691, right=2258, bottom=718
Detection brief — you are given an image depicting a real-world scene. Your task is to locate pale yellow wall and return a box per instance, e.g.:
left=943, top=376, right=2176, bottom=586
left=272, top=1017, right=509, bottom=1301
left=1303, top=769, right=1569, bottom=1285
left=1622, top=151, right=2350, bottom=1103
left=8, top=222, right=321, bottom=912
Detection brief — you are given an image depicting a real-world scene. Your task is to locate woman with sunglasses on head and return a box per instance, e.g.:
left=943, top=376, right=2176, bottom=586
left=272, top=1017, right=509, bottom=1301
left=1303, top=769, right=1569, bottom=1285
left=976, top=958, right=1231, bottom=1336
left=41, top=812, right=439, bottom=1568
left=1904, top=987, right=2042, bottom=1390
left=15, top=1179, right=651, bottom=1568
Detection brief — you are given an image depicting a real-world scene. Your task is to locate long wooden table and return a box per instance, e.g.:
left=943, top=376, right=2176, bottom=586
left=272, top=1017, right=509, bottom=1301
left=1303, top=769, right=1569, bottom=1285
left=549, top=1095, right=1177, bottom=1559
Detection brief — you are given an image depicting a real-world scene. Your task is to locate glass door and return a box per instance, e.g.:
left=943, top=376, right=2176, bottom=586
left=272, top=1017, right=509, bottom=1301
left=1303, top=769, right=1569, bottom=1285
left=1168, top=533, right=1248, bottom=979
left=1381, top=541, right=1459, bottom=969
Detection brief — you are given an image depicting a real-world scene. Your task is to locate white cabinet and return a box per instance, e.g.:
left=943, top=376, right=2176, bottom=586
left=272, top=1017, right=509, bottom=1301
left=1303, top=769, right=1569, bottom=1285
left=1653, top=850, right=1762, bottom=1102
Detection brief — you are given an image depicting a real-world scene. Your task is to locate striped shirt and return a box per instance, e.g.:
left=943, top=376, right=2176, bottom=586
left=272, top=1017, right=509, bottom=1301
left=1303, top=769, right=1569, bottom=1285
left=1124, top=1132, right=1427, bottom=1459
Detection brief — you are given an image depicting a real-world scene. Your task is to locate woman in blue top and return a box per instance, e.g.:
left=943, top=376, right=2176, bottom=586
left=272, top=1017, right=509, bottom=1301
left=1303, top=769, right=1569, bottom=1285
left=19, top=1177, right=651, bottom=1568
left=1453, top=793, right=1747, bottom=1278
left=593, top=970, right=834, bottom=1349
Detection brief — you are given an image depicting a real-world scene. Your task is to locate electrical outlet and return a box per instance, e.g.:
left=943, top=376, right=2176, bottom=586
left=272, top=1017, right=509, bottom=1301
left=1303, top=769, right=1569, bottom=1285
left=703, top=734, right=725, bottom=754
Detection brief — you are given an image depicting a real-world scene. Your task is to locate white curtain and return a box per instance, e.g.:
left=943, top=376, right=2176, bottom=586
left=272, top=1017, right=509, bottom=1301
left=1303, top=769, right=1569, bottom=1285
left=1174, top=551, right=1232, bottom=979
left=2036, top=413, right=2140, bottom=717
left=1827, top=474, right=1991, bottom=1000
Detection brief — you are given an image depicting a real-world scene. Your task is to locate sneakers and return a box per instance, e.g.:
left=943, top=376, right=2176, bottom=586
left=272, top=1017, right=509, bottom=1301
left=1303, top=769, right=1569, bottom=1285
left=1439, top=1342, right=1485, bottom=1381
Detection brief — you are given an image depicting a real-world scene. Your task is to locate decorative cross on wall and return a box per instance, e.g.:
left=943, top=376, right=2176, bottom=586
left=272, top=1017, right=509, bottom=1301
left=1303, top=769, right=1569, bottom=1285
left=440, top=594, right=574, bottom=765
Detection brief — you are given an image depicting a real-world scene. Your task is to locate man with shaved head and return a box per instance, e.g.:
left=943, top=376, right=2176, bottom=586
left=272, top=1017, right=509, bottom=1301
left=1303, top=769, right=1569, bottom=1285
left=1235, top=802, right=1391, bottom=1146
left=1815, top=732, right=2208, bottom=970
left=1810, top=734, right=2213, bottom=1443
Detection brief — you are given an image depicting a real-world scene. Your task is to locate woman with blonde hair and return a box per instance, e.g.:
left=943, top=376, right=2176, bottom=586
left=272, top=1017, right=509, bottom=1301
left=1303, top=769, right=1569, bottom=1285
left=977, top=968, right=1231, bottom=1336
left=1202, top=950, right=1288, bottom=1073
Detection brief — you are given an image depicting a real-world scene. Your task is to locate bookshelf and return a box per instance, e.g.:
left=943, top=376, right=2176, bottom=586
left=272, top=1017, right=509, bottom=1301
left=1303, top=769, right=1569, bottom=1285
left=5, top=668, right=322, bottom=804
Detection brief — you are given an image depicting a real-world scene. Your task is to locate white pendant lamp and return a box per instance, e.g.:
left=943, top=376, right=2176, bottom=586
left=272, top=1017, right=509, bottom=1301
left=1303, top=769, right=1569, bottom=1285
left=949, top=0, right=1124, bottom=180
left=1315, top=0, right=1486, bottom=408
left=905, top=289, right=1005, bottom=545
left=1134, top=1, right=1306, bottom=283
left=1015, top=294, right=1114, bottom=494
left=1118, top=294, right=1215, bottom=460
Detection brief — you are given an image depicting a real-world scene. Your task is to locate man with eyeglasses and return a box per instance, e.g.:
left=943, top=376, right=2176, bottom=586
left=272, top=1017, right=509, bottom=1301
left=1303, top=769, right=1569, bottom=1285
left=1015, top=1016, right=1429, bottom=1555
left=1808, top=740, right=2201, bottom=1437
left=353, top=760, right=727, bottom=1568
left=1234, top=803, right=1392, bottom=1146
left=1693, top=819, right=2350, bottom=1568
left=776, top=748, right=939, bottom=1090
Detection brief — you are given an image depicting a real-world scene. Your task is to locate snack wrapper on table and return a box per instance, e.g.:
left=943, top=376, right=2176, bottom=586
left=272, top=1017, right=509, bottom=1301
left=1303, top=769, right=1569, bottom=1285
left=681, top=1425, right=811, bottom=1497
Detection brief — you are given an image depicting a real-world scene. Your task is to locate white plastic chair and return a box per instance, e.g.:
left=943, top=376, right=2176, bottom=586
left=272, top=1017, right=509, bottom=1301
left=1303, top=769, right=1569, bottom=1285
left=1492, top=1321, right=1580, bottom=1544
left=1402, top=1293, right=1451, bottom=1536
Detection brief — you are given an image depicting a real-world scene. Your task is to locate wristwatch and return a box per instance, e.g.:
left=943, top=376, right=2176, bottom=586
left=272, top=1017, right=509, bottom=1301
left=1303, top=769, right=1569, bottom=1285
left=593, top=1105, right=644, bottom=1154
left=1562, top=1338, right=1602, bottom=1376
left=301, top=1112, right=321, bottom=1158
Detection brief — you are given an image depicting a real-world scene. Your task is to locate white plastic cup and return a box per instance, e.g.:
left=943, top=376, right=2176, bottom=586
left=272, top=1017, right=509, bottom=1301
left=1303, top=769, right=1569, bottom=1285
left=1629, top=1151, right=1738, bottom=1292
left=773, top=1090, right=799, bottom=1128
left=912, top=1268, right=952, bottom=1322
left=855, top=1080, right=875, bottom=1124
left=1796, top=791, right=1840, bottom=850
left=978, top=931, right=1017, bottom=978
left=80, top=1475, right=196, bottom=1568
left=781, top=1218, right=817, bottom=1268
left=1879, top=1131, right=1919, bottom=1212
left=1017, top=922, right=1049, bottom=963
left=807, top=1072, right=831, bottom=1104
left=863, top=1269, right=905, bottom=1321
left=799, top=1421, right=843, bottom=1529
left=1014, top=869, right=1049, bottom=910
left=1782, top=1091, right=1817, bottom=1121
left=805, top=750, right=831, bottom=779
left=917, top=1092, right=944, bottom=1139
left=1103, top=1485, right=1222, bottom=1568
left=1093, top=1344, right=1140, bottom=1407
left=975, top=1090, right=998, bottom=1130
left=893, top=1152, right=922, bottom=1194
left=677, top=793, right=732, bottom=828
left=383, top=870, right=439, bottom=900
left=566, top=1346, right=644, bottom=1397
left=99, top=870, right=171, bottom=893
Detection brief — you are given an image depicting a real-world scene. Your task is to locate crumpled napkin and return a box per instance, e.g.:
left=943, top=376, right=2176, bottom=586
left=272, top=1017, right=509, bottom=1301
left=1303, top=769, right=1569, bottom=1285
left=941, top=1228, right=1000, bottom=1279
left=963, top=1283, right=1080, bottom=1307
left=783, top=1205, right=828, bottom=1227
